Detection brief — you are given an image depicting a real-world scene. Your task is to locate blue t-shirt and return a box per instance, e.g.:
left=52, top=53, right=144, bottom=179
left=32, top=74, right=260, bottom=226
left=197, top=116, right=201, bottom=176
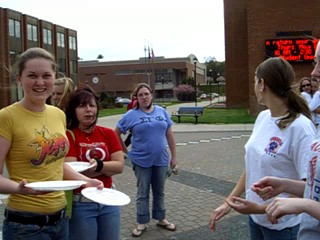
left=117, top=105, right=173, bottom=167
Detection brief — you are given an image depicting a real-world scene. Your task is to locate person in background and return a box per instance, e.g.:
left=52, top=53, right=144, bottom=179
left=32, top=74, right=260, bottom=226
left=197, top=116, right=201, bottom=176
left=49, top=77, right=77, bottom=218
left=299, top=77, right=313, bottom=103
left=51, top=77, right=76, bottom=111
left=299, top=77, right=320, bottom=126
left=65, top=86, right=124, bottom=240
left=209, top=57, right=316, bottom=240
left=246, top=40, right=320, bottom=240
left=0, top=47, right=102, bottom=240
left=115, top=83, right=178, bottom=237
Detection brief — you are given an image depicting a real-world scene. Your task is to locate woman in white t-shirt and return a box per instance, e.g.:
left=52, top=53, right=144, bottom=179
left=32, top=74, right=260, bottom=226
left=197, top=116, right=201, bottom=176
left=299, top=77, right=313, bottom=103
left=209, top=57, right=316, bottom=240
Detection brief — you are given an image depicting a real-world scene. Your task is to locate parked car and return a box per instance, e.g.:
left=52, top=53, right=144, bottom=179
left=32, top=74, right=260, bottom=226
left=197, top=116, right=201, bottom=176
left=209, top=93, right=219, bottom=98
left=200, top=94, right=207, bottom=99
left=116, top=98, right=131, bottom=104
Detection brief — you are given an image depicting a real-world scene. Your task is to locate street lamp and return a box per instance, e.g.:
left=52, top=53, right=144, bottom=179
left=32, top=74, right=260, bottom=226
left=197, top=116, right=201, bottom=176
left=209, top=69, right=213, bottom=104
left=193, top=57, right=198, bottom=106
left=216, top=73, right=220, bottom=102
left=161, top=76, right=164, bottom=103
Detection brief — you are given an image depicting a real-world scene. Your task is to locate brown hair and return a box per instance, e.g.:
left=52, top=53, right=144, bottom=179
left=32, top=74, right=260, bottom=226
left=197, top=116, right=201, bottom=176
left=131, top=83, right=153, bottom=109
left=13, top=47, right=58, bottom=76
left=256, top=57, right=312, bottom=128
left=65, top=85, right=99, bottom=130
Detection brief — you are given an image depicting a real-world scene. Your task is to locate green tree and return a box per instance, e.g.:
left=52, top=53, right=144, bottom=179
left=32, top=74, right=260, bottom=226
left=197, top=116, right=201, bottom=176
left=205, top=57, right=225, bottom=82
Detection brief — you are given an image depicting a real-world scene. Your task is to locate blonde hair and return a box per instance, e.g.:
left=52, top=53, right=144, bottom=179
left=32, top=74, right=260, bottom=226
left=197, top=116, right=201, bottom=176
left=53, top=77, right=76, bottom=110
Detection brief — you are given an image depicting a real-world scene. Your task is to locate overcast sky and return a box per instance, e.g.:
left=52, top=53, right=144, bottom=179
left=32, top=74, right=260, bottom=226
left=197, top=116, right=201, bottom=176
left=1, top=0, right=225, bottom=63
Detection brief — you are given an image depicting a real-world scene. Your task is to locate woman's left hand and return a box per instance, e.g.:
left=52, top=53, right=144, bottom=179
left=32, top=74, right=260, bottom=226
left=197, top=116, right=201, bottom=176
left=170, top=157, right=178, bottom=175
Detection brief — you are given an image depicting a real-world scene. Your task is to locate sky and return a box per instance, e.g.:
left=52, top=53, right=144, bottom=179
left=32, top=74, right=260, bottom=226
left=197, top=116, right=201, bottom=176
left=0, top=0, right=225, bottom=63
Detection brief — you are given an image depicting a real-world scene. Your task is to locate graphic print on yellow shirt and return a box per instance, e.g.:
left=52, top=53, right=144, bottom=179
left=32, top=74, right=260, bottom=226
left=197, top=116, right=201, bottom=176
left=28, top=126, right=68, bottom=166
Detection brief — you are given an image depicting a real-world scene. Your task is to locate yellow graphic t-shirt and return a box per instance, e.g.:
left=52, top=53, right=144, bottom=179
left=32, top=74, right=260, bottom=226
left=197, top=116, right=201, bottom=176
left=0, top=103, right=69, bottom=213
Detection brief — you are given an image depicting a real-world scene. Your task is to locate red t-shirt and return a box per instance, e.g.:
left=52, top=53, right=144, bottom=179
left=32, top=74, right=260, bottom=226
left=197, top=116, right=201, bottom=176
left=66, top=126, right=122, bottom=192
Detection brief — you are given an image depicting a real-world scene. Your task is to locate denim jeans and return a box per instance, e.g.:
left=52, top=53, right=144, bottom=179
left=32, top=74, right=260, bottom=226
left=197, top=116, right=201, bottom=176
left=2, top=211, right=69, bottom=240
left=69, top=201, right=121, bottom=240
left=249, top=216, right=299, bottom=240
left=132, top=163, right=168, bottom=224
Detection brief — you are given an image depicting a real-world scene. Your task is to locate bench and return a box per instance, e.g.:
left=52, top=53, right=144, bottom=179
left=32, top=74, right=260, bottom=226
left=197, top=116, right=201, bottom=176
left=171, top=106, right=204, bottom=124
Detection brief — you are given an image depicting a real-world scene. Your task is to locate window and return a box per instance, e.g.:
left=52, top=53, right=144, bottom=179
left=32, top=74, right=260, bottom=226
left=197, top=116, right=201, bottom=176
left=43, top=28, right=52, bottom=45
left=70, top=60, right=77, bottom=74
left=57, top=33, right=65, bottom=47
left=27, top=24, right=38, bottom=41
left=9, top=19, right=21, bottom=38
left=10, top=51, right=20, bottom=66
left=58, top=58, right=66, bottom=72
left=155, top=69, right=173, bottom=83
left=69, top=36, right=77, bottom=50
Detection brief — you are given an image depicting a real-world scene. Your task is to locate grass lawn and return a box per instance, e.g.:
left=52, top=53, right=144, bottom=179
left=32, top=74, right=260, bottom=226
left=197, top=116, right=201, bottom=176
left=99, top=105, right=256, bottom=124
left=171, top=108, right=256, bottom=124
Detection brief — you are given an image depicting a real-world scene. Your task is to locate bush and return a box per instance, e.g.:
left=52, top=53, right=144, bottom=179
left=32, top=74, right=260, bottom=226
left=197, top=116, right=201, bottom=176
left=173, top=84, right=195, bottom=101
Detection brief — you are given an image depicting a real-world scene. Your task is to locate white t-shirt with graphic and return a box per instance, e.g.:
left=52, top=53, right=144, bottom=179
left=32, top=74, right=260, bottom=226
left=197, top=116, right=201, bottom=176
left=245, top=110, right=316, bottom=230
left=298, top=132, right=320, bottom=239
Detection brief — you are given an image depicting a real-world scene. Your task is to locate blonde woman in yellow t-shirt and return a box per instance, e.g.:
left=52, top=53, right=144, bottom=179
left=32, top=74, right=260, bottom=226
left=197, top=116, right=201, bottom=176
left=0, top=47, right=103, bottom=240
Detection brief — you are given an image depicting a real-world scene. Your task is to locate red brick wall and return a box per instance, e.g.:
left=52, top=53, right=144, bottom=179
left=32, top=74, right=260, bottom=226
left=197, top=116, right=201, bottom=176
left=225, top=0, right=320, bottom=115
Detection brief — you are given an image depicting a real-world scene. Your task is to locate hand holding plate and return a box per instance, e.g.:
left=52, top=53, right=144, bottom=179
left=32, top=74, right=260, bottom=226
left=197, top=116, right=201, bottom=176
left=19, top=179, right=53, bottom=195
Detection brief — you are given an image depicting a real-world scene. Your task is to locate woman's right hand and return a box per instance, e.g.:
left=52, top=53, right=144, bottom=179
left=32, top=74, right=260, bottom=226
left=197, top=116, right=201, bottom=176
left=251, top=177, right=284, bottom=201
left=18, top=179, right=52, bottom=195
left=209, top=201, right=231, bottom=231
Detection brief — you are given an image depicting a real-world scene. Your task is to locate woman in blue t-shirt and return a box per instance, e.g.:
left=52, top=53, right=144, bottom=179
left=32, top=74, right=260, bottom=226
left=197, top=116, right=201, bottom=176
left=115, top=83, right=178, bottom=237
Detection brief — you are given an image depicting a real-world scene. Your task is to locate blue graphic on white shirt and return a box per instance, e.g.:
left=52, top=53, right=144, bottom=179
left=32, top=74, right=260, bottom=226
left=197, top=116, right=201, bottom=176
left=264, top=136, right=283, bottom=157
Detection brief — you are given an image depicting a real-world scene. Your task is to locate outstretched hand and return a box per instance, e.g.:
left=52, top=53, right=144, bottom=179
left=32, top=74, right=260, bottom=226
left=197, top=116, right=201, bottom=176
left=209, top=201, right=231, bottom=231
left=83, top=178, right=104, bottom=190
left=226, top=196, right=266, bottom=214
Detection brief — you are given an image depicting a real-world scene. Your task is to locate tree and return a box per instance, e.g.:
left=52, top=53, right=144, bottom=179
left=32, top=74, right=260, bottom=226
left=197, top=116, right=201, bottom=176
left=205, top=57, right=225, bottom=82
left=173, top=84, right=195, bottom=101
left=97, top=54, right=104, bottom=59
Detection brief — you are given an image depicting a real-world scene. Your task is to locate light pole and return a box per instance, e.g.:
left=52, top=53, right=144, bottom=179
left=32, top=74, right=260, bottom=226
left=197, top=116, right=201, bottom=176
left=209, top=69, right=213, bottom=104
left=193, top=57, right=198, bottom=106
left=161, top=76, right=164, bottom=103
left=216, top=73, right=220, bottom=102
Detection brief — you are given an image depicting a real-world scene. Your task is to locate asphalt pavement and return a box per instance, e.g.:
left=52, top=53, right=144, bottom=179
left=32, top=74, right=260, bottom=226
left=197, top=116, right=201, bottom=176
left=0, top=99, right=254, bottom=240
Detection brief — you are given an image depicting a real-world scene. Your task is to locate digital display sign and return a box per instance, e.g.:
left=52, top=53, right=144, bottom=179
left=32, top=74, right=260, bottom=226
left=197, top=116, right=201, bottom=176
left=265, top=38, right=319, bottom=62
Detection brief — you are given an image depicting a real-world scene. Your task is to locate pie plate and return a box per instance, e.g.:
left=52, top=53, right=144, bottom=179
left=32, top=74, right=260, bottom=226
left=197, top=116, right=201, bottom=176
left=66, top=162, right=94, bottom=173
left=25, top=180, right=87, bottom=191
left=81, top=187, right=131, bottom=206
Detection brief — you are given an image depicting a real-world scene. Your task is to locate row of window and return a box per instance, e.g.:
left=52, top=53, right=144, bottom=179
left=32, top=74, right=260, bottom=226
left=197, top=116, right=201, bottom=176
left=8, top=19, right=77, bottom=50
left=10, top=50, right=77, bottom=76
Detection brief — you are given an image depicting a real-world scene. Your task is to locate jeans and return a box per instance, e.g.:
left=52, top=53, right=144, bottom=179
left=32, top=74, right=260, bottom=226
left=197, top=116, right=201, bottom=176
left=249, top=216, right=299, bottom=240
left=132, top=163, right=168, bottom=224
left=69, top=201, right=121, bottom=240
left=2, top=211, right=69, bottom=240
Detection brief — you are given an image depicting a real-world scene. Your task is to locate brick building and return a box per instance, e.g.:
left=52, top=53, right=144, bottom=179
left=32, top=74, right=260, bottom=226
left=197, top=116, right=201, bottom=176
left=78, top=55, right=207, bottom=99
left=224, top=0, right=320, bottom=115
left=0, top=7, right=78, bottom=108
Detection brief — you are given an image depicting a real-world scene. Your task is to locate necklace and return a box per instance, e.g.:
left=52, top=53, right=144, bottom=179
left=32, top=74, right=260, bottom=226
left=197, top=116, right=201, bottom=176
left=79, top=127, right=94, bottom=141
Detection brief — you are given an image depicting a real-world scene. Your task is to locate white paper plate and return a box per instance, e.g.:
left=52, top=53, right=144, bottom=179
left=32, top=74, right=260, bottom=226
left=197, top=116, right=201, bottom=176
left=25, top=180, right=87, bottom=191
left=81, top=187, right=131, bottom=206
left=66, top=162, right=94, bottom=173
